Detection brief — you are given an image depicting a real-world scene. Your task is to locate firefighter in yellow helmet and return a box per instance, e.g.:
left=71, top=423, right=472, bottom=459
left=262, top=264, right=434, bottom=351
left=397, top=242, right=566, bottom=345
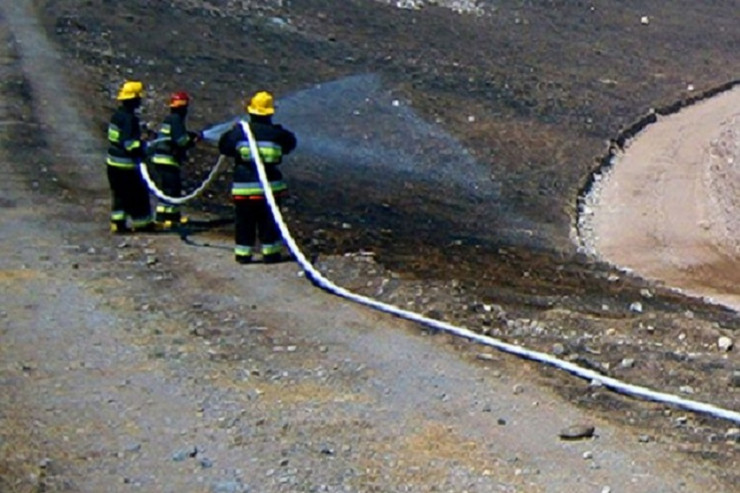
left=149, top=91, right=201, bottom=228
left=218, top=91, right=297, bottom=264
left=106, top=80, right=154, bottom=233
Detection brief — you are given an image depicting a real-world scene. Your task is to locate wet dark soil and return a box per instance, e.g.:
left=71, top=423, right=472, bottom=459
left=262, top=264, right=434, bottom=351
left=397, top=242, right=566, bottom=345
left=34, top=0, right=740, bottom=479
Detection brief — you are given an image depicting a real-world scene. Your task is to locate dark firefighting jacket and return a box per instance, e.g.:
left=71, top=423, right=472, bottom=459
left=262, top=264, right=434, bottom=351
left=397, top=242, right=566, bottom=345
left=150, top=111, right=195, bottom=166
left=218, top=116, right=297, bottom=197
left=107, top=105, right=145, bottom=169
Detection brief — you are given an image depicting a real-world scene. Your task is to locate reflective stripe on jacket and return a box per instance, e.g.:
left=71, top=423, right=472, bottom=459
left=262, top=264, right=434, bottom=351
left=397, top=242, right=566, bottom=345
left=150, top=112, right=192, bottom=167
left=237, top=140, right=283, bottom=164
left=231, top=180, right=288, bottom=197
left=218, top=115, right=297, bottom=198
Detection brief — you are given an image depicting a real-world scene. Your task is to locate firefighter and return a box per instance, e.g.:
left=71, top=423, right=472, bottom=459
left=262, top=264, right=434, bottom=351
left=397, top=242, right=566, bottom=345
left=150, top=91, right=200, bottom=228
left=106, top=80, right=154, bottom=233
left=218, top=90, right=297, bottom=264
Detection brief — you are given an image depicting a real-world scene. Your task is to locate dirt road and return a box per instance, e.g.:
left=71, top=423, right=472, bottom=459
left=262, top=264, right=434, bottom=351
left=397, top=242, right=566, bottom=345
left=0, top=1, right=738, bottom=492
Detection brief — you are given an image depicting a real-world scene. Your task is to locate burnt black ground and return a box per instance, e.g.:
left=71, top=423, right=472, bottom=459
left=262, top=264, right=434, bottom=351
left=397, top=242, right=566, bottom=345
left=25, top=0, right=740, bottom=481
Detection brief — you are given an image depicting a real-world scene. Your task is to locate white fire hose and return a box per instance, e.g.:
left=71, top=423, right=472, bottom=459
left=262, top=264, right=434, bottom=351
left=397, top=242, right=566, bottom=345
left=139, top=155, right=227, bottom=204
left=241, top=120, right=740, bottom=425
left=135, top=120, right=740, bottom=425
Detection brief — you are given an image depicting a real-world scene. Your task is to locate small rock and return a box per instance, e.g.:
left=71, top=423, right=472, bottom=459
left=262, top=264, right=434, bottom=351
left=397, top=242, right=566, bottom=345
left=640, top=15, right=650, bottom=25
left=724, top=428, right=740, bottom=442
left=629, top=301, right=643, bottom=313
left=619, top=358, right=635, bottom=368
left=268, top=17, right=289, bottom=28
left=125, top=443, right=142, bottom=453
left=476, top=352, right=497, bottom=361
left=718, top=336, right=733, bottom=352
left=172, top=446, right=198, bottom=462
left=559, top=424, right=595, bottom=440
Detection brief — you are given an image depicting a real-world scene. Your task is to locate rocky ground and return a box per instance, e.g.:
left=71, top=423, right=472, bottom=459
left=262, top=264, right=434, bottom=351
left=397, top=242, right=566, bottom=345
left=1, top=0, right=739, bottom=491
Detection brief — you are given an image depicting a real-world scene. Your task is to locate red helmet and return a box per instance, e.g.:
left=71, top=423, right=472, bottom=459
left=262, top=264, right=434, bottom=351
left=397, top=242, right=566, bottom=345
left=169, top=91, right=190, bottom=108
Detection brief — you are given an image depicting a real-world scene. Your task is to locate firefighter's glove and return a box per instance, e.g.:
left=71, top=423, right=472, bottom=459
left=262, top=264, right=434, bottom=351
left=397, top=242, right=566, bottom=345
left=141, top=122, right=157, bottom=141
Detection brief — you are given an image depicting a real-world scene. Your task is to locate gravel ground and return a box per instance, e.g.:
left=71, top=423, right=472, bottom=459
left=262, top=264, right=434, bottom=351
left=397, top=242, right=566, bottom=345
left=1, top=0, right=739, bottom=491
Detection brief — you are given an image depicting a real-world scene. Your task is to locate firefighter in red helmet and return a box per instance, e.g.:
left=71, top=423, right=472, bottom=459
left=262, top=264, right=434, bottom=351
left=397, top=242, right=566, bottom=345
left=150, top=91, right=201, bottom=228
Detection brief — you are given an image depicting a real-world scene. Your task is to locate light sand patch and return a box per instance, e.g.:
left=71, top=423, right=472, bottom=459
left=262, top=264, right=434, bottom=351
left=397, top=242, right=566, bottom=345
left=584, top=86, right=740, bottom=310
left=0, top=268, right=44, bottom=282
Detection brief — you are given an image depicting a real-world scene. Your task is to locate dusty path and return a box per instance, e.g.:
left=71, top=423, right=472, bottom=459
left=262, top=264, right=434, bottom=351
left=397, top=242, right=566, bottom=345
left=0, top=1, right=736, bottom=492
left=583, top=87, right=740, bottom=312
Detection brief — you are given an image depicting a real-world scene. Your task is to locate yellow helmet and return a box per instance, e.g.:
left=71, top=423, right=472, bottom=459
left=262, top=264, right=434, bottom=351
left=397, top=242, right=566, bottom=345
left=117, top=80, right=145, bottom=101
left=246, top=91, right=275, bottom=116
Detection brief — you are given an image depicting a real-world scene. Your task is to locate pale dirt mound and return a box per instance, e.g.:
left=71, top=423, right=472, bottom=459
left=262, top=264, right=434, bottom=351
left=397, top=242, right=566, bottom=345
left=706, top=115, right=740, bottom=256
left=583, top=86, right=740, bottom=311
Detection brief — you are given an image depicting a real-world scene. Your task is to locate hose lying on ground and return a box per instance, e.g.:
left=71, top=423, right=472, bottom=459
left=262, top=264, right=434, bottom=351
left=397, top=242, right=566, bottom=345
left=241, top=120, right=740, bottom=425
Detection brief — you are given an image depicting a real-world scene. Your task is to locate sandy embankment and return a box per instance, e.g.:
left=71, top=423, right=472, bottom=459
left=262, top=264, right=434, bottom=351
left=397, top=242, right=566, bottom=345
left=581, top=86, right=740, bottom=311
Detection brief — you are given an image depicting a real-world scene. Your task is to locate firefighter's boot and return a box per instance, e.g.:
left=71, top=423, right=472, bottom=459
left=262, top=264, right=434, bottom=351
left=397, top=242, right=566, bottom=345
left=235, top=254, right=252, bottom=265
left=262, top=253, right=282, bottom=264
left=155, top=220, right=174, bottom=231
left=110, top=221, right=131, bottom=234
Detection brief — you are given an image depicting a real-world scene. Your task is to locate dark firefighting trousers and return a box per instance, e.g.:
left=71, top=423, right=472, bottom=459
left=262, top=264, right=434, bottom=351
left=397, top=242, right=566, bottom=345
left=154, top=164, right=182, bottom=223
left=107, top=165, right=152, bottom=230
left=234, top=195, right=284, bottom=262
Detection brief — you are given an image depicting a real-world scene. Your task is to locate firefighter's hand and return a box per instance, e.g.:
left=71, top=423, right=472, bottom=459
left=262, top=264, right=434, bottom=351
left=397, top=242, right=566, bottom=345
left=141, top=123, right=157, bottom=141
left=188, top=131, right=202, bottom=145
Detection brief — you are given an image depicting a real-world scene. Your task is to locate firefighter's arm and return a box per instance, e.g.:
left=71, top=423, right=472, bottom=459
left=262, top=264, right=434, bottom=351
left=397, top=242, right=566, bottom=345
left=187, top=130, right=203, bottom=147
left=122, top=116, right=145, bottom=158
left=280, top=128, right=297, bottom=155
left=171, top=117, right=192, bottom=149
left=217, top=126, right=238, bottom=157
